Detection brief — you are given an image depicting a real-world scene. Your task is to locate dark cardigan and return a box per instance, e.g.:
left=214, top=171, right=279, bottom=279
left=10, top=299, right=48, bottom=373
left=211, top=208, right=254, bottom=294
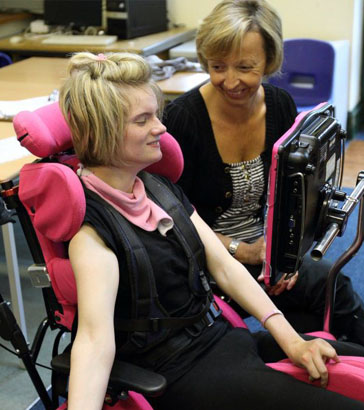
left=163, top=83, right=298, bottom=226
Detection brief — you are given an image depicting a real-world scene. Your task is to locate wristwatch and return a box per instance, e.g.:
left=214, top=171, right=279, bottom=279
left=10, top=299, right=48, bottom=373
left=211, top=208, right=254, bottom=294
left=228, top=239, right=240, bottom=256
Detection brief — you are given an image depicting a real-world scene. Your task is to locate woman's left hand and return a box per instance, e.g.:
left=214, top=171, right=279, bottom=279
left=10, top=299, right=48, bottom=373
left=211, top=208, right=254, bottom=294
left=258, top=271, right=299, bottom=295
left=288, top=338, right=340, bottom=388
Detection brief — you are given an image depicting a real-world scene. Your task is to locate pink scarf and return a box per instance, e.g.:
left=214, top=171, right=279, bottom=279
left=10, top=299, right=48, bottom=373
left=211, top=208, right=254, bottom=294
left=79, top=168, right=174, bottom=236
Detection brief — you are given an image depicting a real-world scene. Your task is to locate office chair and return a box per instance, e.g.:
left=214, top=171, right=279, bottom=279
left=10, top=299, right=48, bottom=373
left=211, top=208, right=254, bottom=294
left=1, top=102, right=364, bottom=409
left=268, top=38, right=349, bottom=128
left=269, top=38, right=334, bottom=108
left=0, top=52, right=12, bottom=68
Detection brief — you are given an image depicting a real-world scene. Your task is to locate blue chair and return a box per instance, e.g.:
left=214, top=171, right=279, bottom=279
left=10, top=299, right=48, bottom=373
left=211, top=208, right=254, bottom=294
left=269, top=38, right=334, bottom=109
left=268, top=38, right=350, bottom=128
left=0, top=52, right=12, bottom=68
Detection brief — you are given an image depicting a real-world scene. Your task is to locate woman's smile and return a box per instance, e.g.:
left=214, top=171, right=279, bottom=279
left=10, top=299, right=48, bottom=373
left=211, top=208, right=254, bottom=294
left=146, top=137, right=161, bottom=147
left=223, top=88, right=247, bottom=100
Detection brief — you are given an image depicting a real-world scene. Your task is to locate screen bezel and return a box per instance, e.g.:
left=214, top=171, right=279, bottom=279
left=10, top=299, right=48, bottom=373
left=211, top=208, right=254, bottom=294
left=263, top=103, right=343, bottom=286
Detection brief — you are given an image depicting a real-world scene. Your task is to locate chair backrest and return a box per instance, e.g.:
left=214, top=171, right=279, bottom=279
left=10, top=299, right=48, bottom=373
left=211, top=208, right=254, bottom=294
left=268, top=38, right=335, bottom=108
left=13, top=102, right=184, bottom=330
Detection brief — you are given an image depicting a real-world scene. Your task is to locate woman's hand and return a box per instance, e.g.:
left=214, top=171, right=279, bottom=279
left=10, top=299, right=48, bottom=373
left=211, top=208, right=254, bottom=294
left=258, top=271, right=299, bottom=295
left=287, top=337, right=340, bottom=388
left=232, top=236, right=266, bottom=265
left=215, top=234, right=266, bottom=265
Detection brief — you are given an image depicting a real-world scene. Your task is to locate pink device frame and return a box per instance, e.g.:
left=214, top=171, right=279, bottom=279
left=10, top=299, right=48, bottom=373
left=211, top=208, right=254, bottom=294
left=263, top=102, right=328, bottom=287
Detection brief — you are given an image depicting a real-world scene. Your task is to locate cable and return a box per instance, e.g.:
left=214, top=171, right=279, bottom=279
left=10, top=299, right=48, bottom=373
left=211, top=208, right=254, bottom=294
left=0, top=342, right=17, bottom=355
left=0, top=343, right=53, bottom=371
left=35, top=362, right=53, bottom=371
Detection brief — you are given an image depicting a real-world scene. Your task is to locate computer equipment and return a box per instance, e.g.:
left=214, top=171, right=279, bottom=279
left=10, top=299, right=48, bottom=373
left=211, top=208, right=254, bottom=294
left=43, top=0, right=168, bottom=39
left=44, top=0, right=104, bottom=29
left=42, top=34, right=117, bottom=45
left=263, top=103, right=347, bottom=286
left=107, top=0, right=167, bottom=39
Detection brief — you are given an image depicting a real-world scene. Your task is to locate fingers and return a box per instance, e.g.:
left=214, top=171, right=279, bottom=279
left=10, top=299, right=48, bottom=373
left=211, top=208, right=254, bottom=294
left=301, top=340, right=338, bottom=388
left=331, top=352, right=340, bottom=364
left=254, top=236, right=266, bottom=264
left=268, top=275, right=288, bottom=296
left=310, top=352, right=329, bottom=388
left=268, top=272, right=299, bottom=295
left=268, top=283, right=287, bottom=296
left=286, top=272, right=299, bottom=290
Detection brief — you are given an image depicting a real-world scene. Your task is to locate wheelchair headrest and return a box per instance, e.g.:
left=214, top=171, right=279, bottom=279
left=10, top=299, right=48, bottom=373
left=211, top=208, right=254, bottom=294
left=13, top=102, right=184, bottom=183
left=19, top=162, right=85, bottom=242
left=13, top=102, right=73, bottom=157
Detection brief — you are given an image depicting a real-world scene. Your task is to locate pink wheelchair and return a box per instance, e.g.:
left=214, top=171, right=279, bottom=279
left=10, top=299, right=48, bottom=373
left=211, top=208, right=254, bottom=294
left=0, top=101, right=364, bottom=409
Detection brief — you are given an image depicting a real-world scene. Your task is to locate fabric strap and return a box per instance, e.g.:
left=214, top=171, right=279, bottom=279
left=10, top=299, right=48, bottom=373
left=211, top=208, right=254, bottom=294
left=83, top=172, right=217, bottom=333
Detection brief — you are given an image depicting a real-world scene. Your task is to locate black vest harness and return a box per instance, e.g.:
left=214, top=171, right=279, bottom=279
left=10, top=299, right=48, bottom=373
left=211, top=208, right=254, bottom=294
left=82, top=172, right=221, bottom=356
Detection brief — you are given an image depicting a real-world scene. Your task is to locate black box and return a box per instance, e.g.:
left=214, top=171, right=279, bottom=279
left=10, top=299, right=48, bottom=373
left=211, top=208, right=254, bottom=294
left=106, top=0, right=167, bottom=39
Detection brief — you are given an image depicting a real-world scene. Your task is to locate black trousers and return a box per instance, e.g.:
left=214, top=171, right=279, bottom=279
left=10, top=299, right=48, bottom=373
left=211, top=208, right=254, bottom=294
left=238, top=255, right=364, bottom=339
left=149, top=328, right=364, bottom=410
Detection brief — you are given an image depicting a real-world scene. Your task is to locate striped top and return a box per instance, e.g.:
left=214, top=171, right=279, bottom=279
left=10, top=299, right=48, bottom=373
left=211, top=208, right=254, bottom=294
left=212, top=156, right=264, bottom=243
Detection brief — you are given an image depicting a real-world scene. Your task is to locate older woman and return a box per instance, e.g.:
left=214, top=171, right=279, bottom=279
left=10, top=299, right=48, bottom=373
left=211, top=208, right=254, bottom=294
left=163, top=0, right=364, bottom=342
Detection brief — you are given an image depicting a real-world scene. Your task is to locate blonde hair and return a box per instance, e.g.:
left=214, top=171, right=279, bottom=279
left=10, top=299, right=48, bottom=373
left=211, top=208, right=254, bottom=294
left=59, top=52, right=163, bottom=167
left=196, top=0, right=283, bottom=76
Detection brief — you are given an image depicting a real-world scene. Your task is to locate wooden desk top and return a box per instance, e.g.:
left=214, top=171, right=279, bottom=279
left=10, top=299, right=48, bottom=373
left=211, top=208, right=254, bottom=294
left=158, top=71, right=209, bottom=97
left=0, top=122, right=37, bottom=182
left=0, top=27, right=196, bottom=57
left=0, top=56, right=209, bottom=100
left=0, top=58, right=62, bottom=181
left=0, top=57, right=68, bottom=100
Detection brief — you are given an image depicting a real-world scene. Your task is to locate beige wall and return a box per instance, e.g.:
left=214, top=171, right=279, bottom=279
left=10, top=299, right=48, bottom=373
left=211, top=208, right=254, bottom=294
left=167, top=0, right=219, bottom=29
left=167, top=0, right=358, bottom=41
left=167, top=0, right=363, bottom=111
left=271, top=0, right=356, bottom=41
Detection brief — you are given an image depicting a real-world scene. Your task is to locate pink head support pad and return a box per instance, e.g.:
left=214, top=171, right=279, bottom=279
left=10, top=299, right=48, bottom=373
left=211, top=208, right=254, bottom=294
left=19, top=162, right=86, bottom=242
left=13, top=102, right=73, bottom=157
left=12, top=102, right=184, bottom=183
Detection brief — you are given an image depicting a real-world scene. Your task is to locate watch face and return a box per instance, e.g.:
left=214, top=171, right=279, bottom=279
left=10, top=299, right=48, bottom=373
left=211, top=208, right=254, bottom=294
left=229, top=240, right=239, bottom=255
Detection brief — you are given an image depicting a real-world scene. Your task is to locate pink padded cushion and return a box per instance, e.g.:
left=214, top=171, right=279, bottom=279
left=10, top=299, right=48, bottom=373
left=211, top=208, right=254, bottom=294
left=146, top=132, right=183, bottom=182
left=268, top=356, right=364, bottom=402
left=13, top=102, right=184, bottom=183
left=214, top=295, right=248, bottom=329
left=49, top=257, right=78, bottom=305
left=47, top=257, right=77, bottom=330
left=13, top=102, right=72, bottom=157
left=19, top=162, right=85, bottom=242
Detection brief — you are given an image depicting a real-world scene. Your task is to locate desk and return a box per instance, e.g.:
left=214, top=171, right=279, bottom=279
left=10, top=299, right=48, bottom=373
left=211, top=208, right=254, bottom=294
left=158, top=71, right=209, bottom=100
left=0, top=27, right=196, bottom=58
left=0, top=123, right=37, bottom=180
left=0, top=56, right=210, bottom=101
left=0, top=57, right=68, bottom=101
